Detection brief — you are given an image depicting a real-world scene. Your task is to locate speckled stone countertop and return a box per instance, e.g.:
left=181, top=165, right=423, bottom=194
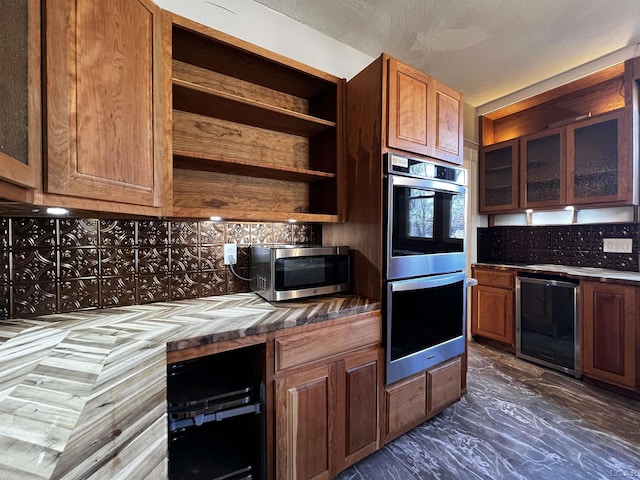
left=0, top=293, right=380, bottom=480
left=473, top=262, right=640, bottom=284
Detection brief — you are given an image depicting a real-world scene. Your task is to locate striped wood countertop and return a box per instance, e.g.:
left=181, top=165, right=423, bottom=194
left=0, top=293, right=380, bottom=479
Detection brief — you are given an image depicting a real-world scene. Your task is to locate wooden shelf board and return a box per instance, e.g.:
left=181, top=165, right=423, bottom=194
left=173, top=151, right=336, bottom=183
left=170, top=16, right=341, bottom=99
left=168, top=205, right=340, bottom=223
left=173, top=79, right=336, bottom=137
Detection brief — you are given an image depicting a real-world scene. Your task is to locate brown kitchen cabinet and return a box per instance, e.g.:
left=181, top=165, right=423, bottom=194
left=471, top=267, right=516, bottom=349
left=163, top=13, right=345, bottom=222
left=479, top=139, right=519, bottom=213
left=479, top=61, right=638, bottom=213
left=581, top=281, right=638, bottom=391
left=521, top=127, right=566, bottom=209
left=44, top=0, right=163, bottom=211
left=273, top=311, right=382, bottom=479
left=387, top=56, right=463, bottom=164
left=383, top=356, right=462, bottom=443
left=568, top=109, right=632, bottom=205
left=0, top=0, right=41, bottom=193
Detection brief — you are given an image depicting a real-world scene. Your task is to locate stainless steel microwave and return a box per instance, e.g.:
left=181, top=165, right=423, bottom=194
left=250, top=245, right=350, bottom=302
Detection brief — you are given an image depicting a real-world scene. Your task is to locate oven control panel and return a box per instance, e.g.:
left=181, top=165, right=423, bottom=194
left=386, top=153, right=466, bottom=186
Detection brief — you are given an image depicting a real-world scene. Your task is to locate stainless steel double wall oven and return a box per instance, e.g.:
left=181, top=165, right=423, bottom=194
left=384, top=153, right=468, bottom=384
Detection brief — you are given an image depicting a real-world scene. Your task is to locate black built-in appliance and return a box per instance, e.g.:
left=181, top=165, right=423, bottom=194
left=167, top=345, right=265, bottom=480
left=384, top=153, right=468, bottom=384
left=516, top=274, right=580, bottom=377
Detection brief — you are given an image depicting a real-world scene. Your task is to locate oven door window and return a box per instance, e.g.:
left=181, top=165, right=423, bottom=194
left=390, top=279, right=464, bottom=361
left=392, top=184, right=465, bottom=256
left=274, top=256, right=346, bottom=291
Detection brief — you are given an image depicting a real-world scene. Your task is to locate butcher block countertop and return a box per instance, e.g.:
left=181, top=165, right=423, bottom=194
left=0, top=293, right=380, bottom=480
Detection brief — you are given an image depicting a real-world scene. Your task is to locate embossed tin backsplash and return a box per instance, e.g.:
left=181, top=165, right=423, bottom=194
left=0, top=217, right=320, bottom=319
left=477, top=223, right=639, bottom=271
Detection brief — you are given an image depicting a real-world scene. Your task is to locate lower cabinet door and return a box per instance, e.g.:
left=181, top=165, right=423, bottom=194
left=340, top=348, right=381, bottom=470
left=582, top=282, right=637, bottom=389
left=275, top=363, right=335, bottom=480
left=471, top=284, right=515, bottom=345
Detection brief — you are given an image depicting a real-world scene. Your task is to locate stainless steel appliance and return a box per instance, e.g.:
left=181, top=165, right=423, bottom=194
left=250, top=245, right=350, bottom=302
left=385, top=153, right=467, bottom=280
left=383, top=154, right=468, bottom=384
left=516, top=274, right=580, bottom=377
left=385, top=271, right=467, bottom=384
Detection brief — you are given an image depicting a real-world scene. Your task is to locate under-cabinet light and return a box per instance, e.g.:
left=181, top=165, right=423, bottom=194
left=210, top=216, right=222, bottom=222
left=287, top=219, right=297, bottom=223
left=565, top=205, right=575, bottom=211
left=525, top=209, right=533, bottom=214
left=46, top=207, right=68, bottom=216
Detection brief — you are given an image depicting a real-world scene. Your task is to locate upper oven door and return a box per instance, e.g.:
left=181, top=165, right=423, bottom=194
left=386, top=173, right=467, bottom=279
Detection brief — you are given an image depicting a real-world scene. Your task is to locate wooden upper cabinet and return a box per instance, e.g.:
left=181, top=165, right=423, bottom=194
left=479, top=139, right=520, bottom=213
left=165, top=14, right=344, bottom=222
left=433, top=79, right=463, bottom=165
left=0, top=0, right=42, bottom=191
left=480, top=61, right=639, bottom=211
left=44, top=0, right=161, bottom=207
left=521, top=127, right=566, bottom=209
left=387, top=57, right=431, bottom=156
left=567, top=109, right=631, bottom=205
left=386, top=56, right=463, bottom=165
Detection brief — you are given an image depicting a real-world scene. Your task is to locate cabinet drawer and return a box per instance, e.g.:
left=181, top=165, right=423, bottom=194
left=385, top=373, right=426, bottom=437
left=473, top=268, right=514, bottom=289
left=275, top=311, right=381, bottom=372
left=427, top=356, right=462, bottom=413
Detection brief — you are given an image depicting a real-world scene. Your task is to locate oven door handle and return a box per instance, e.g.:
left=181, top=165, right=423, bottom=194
left=389, top=172, right=467, bottom=195
left=389, top=271, right=466, bottom=292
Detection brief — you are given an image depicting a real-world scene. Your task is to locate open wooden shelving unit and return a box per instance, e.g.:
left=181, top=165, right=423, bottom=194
left=163, top=13, right=345, bottom=223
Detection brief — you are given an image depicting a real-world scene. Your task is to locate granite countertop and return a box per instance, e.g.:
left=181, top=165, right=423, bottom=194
left=473, top=262, right=640, bottom=284
left=0, top=293, right=380, bottom=479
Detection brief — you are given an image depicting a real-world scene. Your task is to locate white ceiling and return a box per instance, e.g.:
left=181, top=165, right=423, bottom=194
left=253, top=0, right=640, bottom=107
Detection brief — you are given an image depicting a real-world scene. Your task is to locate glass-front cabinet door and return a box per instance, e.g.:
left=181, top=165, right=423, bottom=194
left=0, top=0, right=41, bottom=189
left=567, top=110, right=625, bottom=205
left=479, top=139, right=519, bottom=213
left=521, top=127, right=566, bottom=208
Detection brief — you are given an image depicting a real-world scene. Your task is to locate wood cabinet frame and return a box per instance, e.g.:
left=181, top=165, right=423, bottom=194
left=161, top=12, right=345, bottom=222
left=0, top=0, right=42, bottom=192
left=471, top=267, right=516, bottom=349
left=270, top=311, right=383, bottom=480
left=387, top=55, right=463, bottom=164
left=479, top=138, right=520, bottom=213
left=581, top=281, right=638, bottom=390
left=44, top=0, right=163, bottom=209
left=479, top=60, right=639, bottom=213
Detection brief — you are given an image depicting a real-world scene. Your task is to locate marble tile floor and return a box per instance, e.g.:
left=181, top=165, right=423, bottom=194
left=337, top=341, right=640, bottom=480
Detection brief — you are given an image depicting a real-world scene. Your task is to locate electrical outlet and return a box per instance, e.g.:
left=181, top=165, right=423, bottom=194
left=603, top=238, right=633, bottom=254
left=223, top=243, right=237, bottom=265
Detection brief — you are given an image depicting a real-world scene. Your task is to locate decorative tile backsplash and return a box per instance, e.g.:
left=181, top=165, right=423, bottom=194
left=477, top=223, right=639, bottom=271
left=0, top=217, right=321, bottom=319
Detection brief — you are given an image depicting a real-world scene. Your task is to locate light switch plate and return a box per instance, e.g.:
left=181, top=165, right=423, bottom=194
left=602, top=238, right=633, bottom=254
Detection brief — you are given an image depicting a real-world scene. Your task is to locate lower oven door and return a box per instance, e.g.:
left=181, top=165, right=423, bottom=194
left=385, top=271, right=467, bottom=384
